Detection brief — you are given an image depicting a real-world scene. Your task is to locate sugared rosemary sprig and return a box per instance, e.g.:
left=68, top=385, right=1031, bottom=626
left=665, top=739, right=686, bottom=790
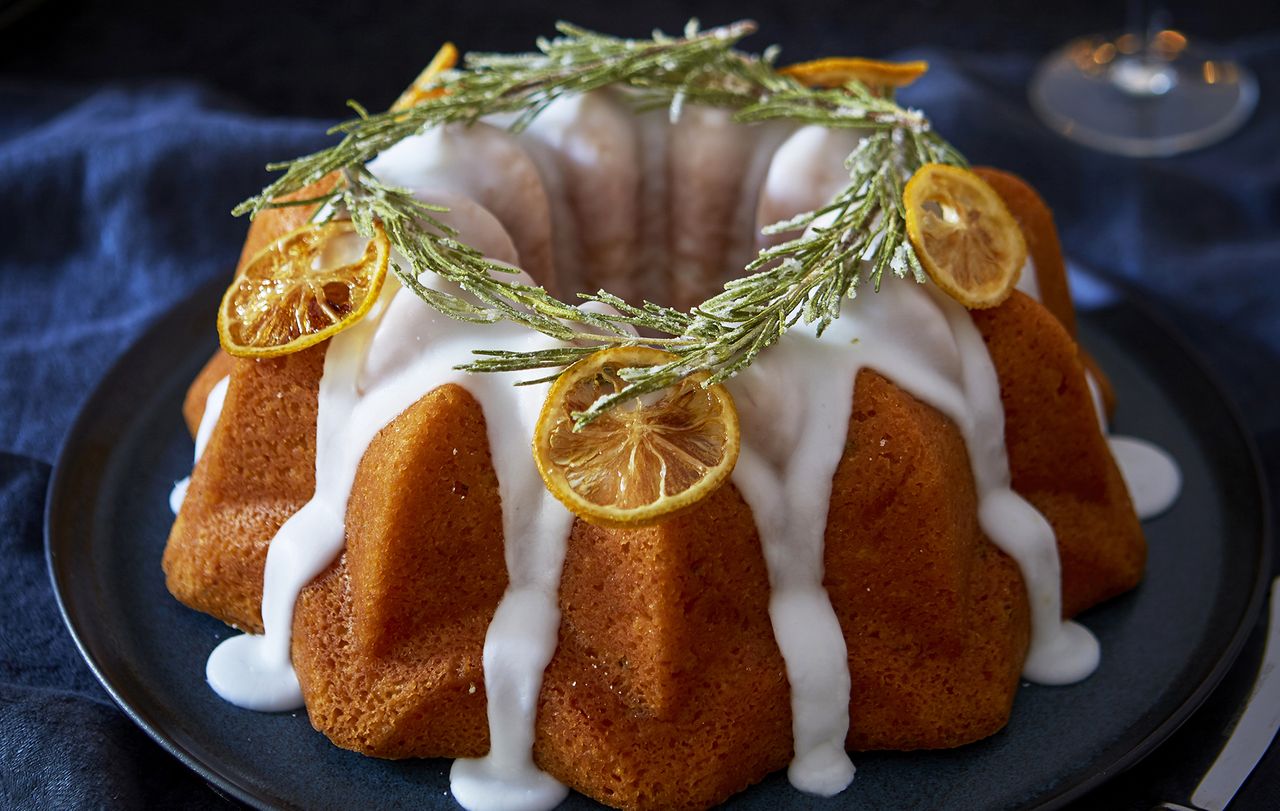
left=467, top=127, right=961, bottom=426
left=235, top=20, right=766, bottom=220
left=235, top=20, right=965, bottom=427
left=338, top=166, right=640, bottom=344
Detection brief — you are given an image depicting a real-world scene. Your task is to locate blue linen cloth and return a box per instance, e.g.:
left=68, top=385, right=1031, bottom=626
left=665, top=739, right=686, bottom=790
left=1, top=44, right=1277, bottom=810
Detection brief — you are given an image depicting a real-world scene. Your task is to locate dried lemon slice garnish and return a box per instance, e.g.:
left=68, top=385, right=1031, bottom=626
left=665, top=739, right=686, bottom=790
left=217, top=221, right=390, bottom=358
left=393, top=42, right=459, bottom=111
left=904, top=163, right=1027, bottom=309
left=780, top=57, right=928, bottom=93
left=533, top=347, right=740, bottom=528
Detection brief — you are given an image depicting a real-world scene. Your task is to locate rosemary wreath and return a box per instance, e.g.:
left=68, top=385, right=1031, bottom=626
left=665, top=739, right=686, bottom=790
left=233, top=19, right=966, bottom=426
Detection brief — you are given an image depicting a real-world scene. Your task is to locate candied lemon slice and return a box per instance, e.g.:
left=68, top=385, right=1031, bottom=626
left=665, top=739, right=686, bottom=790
left=393, top=42, right=459, bottom=111
left=903, top=163, right=1027, bottom=309
left=780, top=57, right=928, bottom=92
left=533, top=347, right=740, bottom=528
left=217, top=221, right=390, bottom=358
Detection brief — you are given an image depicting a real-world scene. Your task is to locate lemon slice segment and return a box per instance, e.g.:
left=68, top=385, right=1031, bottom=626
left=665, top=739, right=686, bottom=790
left=533, top=347, right=741, bottom=528
left=780, top=57, right=928, bottom=92
left=218, top=221, right=390, bottom=358
left=903, top=163, right=1027, bottom=309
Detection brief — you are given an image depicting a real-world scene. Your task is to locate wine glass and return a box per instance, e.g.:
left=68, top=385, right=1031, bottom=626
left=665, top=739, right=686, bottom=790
left=1029, top=7, right=1258, bottom=157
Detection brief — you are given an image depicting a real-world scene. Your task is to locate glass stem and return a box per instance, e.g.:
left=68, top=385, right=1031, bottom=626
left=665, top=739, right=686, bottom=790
left=1112, top=1, right=1176, bottom=97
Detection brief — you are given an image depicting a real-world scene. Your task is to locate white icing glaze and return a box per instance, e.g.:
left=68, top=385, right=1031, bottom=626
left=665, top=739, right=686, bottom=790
left=668, top=106, right=767, bottom=308
left=168, top=479, right=187, bottom=515
left=1085, top=368, right=1109, bottom=431
left=206, top=289, right=383, bottom=712
left=354, top=268, right=578, bottom=811
left=938, top=292, right=1100, bottom=685
left=403, top=190, right=522, bottom=267
left=727, top=325, right=858, bottom=795
left=722, top=121, right=796, bottom=283
left=186, top=91, right=1186, bottom=809
left=170, top=376, right=229, bottom=514
left=634, top=108, right=673, bottom=306
left=1084, top=370, right=1182, bottom=521
left=315, top=229, right=371, bottom=270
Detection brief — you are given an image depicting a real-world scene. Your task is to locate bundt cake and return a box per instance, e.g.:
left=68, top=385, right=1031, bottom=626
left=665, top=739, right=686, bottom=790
left=162, top=24, right=1176, bottom=811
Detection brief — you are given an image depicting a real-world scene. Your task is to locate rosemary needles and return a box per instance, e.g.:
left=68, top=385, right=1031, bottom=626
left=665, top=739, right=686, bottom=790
left=234, top=20, right=965, bottom=427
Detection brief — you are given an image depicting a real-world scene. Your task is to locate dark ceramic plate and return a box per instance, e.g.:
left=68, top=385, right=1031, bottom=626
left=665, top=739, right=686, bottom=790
left=47, top=279, right=1271, bottom=811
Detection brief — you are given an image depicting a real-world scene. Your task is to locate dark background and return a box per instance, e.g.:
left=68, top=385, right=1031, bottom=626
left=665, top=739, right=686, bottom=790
left=4, top=0, right=1280, bottom=116
left=2, top=1, right=1279, bottom=810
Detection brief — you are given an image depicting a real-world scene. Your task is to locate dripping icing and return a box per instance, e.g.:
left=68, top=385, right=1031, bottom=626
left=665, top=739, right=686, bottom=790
left=184, top=90, right=1185, bottom=809
left=730, top=274, right=1099, bottom=799
left=205, top=203, right=573, bottom=807
left=170, top=376, right=229, bottom=514
left=206, top=276, right=580, bottom=808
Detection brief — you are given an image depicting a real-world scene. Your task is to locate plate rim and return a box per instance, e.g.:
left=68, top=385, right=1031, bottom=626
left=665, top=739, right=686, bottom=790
left=45, top=278, right=1274, bottom=811
left=43, top=279, right=278, bottom=810
left=1026, top=286, right=1274, bottom=810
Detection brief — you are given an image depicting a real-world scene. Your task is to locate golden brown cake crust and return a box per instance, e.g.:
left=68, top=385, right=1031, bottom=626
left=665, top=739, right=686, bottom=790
left=974, top=166, right=1117, bottom=420
left=972, top=167, right=1075, bottom=337
left=236, top=175, right=340, bottom=272
left=288, top=365, right=1036, bottom=810
left=829, top=370, right=1029, bottom=752
left=182, top=350, right=234, bottom=436
left=163, top=345, right=325, bottom=632
left=973, top=293, right=1145, bottom=616
left=164, top=174, right=343, bottom=630
left=292, top=383, right=505, bottom=757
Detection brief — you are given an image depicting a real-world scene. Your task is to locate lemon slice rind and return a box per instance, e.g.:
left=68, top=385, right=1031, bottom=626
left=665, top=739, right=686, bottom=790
left=393, top=42, right=459, bottom=112
left=533, top=347, right=741, bottom=529
left=217, top=221, right=390, bottom=359
left=903, top=163, right=1027, bottom=310
left=780, top=57, right=929, bottom=91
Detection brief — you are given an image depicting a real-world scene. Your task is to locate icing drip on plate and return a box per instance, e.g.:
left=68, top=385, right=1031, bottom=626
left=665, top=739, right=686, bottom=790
left=1108, top=436, right=1181, bottom=519
left=1085, top=369, right=1182, bottom=520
